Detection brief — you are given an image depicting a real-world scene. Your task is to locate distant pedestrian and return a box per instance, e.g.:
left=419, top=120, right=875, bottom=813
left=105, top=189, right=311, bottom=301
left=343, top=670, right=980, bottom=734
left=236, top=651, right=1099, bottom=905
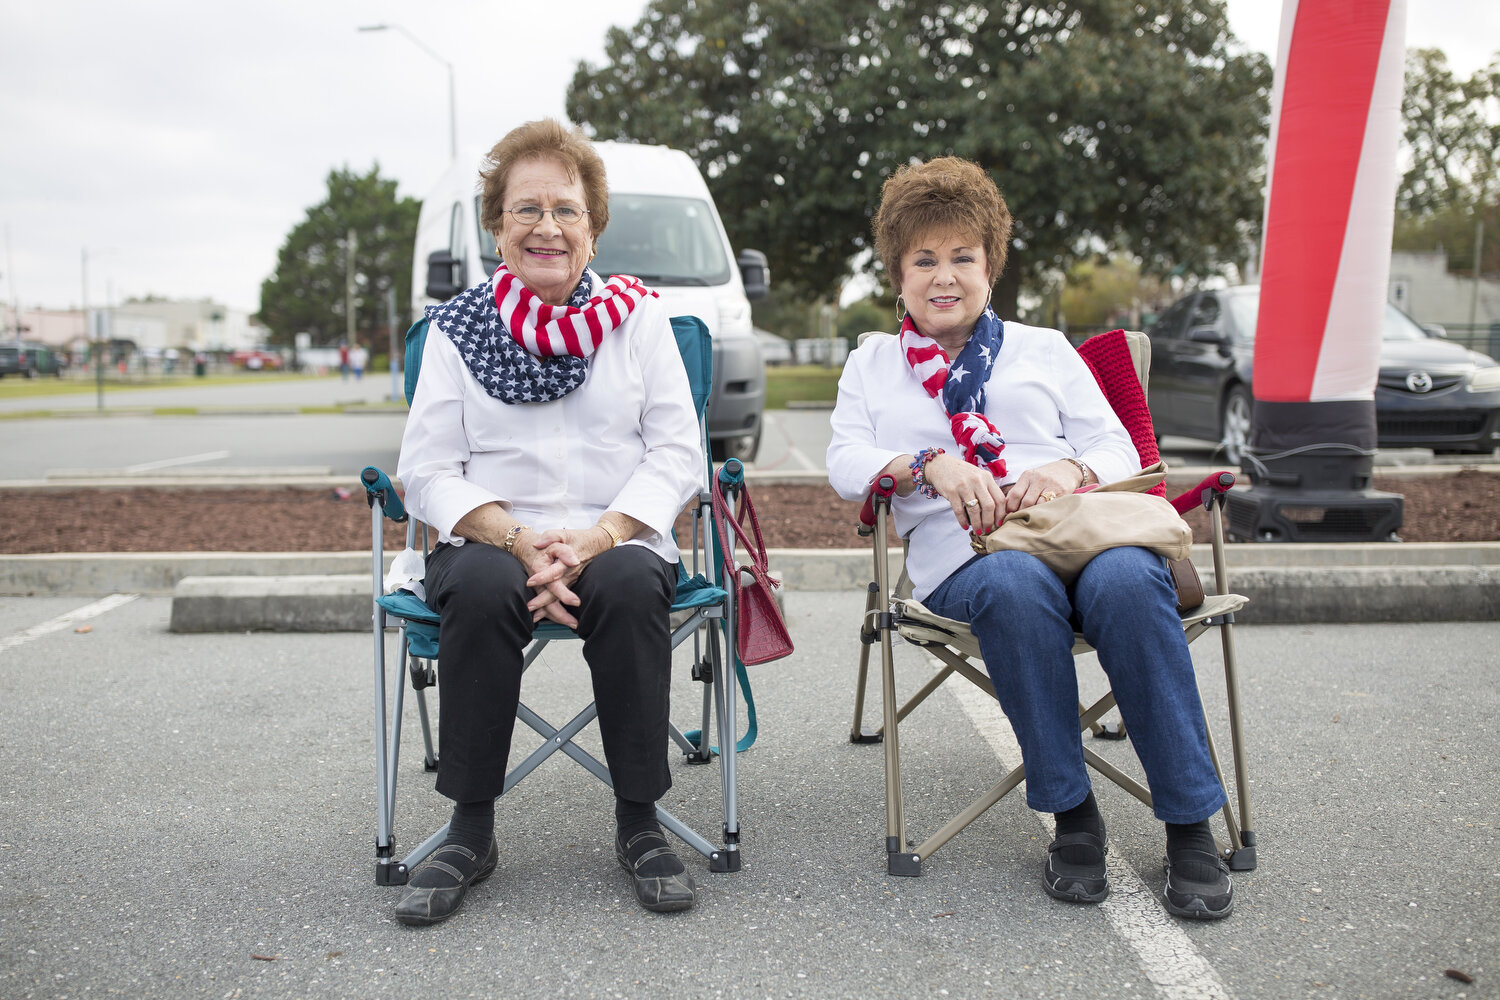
left=339, top=342, right=351, bottom=381
left=352, top=345, right=368, bottom=381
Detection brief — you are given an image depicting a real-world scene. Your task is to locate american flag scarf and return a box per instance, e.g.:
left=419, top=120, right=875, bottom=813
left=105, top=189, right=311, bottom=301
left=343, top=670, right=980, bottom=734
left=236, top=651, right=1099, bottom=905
left=900, top=307, right=1008, bottom=478
left=493, top=262, right=657, bottom=358
left=426, top=267, right=655, bottom=405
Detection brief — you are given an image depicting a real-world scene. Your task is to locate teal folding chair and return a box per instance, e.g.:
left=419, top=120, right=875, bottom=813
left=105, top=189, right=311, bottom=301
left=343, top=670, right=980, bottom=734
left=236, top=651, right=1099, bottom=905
left=361, top=314, right=749, bottom=886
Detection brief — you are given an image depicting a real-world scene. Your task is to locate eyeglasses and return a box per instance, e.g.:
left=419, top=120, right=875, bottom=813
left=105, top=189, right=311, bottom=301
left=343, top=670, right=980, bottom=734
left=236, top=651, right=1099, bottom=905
left=503, top=205, right=590, bottom=226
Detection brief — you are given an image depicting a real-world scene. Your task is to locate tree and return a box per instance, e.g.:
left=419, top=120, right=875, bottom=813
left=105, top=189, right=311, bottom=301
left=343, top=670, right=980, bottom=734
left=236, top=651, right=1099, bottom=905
left=568, top=0, right=1271, bottom=314
left=1396, top=49, right=1500, bottom=275
left=259, top=166, right=420, bottom=347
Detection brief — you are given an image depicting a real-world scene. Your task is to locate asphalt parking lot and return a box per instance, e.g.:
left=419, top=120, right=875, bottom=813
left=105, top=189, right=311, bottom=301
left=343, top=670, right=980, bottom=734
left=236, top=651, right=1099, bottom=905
left=1, top=591, right=1495, bottom=999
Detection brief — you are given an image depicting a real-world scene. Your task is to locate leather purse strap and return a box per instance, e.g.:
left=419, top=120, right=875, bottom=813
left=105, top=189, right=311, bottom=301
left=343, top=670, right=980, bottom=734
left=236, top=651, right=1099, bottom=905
left=711, top=476, right=772, bottom=578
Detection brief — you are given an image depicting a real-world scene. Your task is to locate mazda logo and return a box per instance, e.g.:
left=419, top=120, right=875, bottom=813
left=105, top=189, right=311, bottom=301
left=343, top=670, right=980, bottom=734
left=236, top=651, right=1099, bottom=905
left=1406, top=371, right=1433, bottom=393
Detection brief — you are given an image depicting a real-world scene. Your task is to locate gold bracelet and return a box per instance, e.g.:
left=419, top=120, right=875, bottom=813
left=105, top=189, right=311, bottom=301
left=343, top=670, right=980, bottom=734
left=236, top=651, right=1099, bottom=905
left=502, top=524, right=528, bottom=555
left=1064, top=457, right=1091, bottom=486
left=597, top=520, right=624, bottom=548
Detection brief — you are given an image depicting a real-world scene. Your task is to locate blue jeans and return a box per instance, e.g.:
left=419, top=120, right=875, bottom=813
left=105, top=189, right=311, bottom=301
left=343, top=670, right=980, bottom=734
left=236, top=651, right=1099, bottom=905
left=926, top=546, right=1225, bottom=824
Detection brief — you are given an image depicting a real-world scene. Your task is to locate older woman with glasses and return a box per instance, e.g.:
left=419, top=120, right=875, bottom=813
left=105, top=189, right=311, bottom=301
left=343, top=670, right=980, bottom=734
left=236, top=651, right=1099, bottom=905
left=827, top=156, right=1237, bottom=920
left=394, top=119, right=703, bottom=924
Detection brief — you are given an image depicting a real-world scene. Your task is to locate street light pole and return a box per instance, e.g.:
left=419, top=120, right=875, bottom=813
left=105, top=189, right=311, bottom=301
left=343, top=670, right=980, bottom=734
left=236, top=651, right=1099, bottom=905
left=357, top=24, right=456, bottom=160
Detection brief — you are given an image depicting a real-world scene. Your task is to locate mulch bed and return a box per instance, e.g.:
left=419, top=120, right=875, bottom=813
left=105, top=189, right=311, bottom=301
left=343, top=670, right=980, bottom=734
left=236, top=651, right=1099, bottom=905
left=2, top=471, right=1497, bottom=554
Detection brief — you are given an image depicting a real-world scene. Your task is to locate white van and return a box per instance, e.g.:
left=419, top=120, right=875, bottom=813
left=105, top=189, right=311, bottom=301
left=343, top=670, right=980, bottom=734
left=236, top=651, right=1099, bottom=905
left=412, top=141, right=769, bottom=461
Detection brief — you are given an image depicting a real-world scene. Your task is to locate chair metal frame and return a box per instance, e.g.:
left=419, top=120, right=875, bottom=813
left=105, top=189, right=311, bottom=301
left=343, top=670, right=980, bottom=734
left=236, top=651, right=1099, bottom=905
left=847, top=330, right=1258, bottom=877
left=361, top=315, right=746, bottom=887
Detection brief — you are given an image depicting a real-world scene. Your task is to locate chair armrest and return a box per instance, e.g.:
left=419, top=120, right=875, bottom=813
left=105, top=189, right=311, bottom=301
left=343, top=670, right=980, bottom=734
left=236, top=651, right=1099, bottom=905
left=1169, top=471, right=1236, bottom=515
left=361, top=466, right=408, bottom=523
left=859, top=474, right=899, bottom=529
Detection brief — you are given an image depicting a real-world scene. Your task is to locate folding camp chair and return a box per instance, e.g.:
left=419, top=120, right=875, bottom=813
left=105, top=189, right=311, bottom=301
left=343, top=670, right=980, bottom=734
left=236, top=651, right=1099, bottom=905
left=848, top=329, right=1258, bottom=876
left=360, top=313, right=747, bottom=886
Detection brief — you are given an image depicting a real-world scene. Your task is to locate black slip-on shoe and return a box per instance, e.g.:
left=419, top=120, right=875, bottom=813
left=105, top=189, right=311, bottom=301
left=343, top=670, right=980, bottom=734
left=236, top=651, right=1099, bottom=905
left=616, top=830, right=696, bottom=913
left=393, top=838, right=498, bottom=927
left=1163, top=849, right=1235, bottom=920
left=1044, top=830, right=1110, bottom=904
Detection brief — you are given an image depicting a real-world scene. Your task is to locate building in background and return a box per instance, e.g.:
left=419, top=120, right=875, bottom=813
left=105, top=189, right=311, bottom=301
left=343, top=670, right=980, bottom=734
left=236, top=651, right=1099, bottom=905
left=1388, top=250, right=1500, bottom=353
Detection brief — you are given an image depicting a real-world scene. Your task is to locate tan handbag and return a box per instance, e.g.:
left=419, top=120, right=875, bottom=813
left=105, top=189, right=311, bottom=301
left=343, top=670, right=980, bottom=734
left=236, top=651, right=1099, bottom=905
left=970, top=462, right=1193, bottom=589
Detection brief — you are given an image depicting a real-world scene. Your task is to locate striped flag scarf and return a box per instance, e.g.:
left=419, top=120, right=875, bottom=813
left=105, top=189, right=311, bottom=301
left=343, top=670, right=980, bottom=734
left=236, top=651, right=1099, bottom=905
left=899, top=307, right=1008, bottom=477
left=493, top=262, right=657, bottom=358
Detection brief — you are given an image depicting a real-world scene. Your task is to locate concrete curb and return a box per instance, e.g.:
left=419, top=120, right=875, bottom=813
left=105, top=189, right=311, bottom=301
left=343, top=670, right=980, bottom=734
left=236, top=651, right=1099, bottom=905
left=155, top=558, right=1498, bottom=632
left=169, top=574, right=370, bottom=633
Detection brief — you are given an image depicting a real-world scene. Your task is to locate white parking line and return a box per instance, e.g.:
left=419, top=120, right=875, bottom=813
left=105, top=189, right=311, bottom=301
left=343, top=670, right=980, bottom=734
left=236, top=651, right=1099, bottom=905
left=125, top=450, right=231, bottom=473
left=0, top=594, right=140, bottom=655
left=946, top=674, right=1233, bottom=1000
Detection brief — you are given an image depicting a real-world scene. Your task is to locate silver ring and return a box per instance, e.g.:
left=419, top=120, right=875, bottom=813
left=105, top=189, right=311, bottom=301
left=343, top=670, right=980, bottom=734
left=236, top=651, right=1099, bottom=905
left=963, top=498, right=979, bottom=508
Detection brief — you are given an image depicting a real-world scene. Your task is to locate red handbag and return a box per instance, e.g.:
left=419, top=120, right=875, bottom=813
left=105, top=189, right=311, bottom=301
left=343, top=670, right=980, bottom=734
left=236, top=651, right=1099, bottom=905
left=711, top=474, right=795, bottom=666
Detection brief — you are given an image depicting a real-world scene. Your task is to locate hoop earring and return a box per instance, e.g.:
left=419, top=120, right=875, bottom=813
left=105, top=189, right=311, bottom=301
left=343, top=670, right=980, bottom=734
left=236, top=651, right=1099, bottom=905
left=895, top=295, right=907, bottom=322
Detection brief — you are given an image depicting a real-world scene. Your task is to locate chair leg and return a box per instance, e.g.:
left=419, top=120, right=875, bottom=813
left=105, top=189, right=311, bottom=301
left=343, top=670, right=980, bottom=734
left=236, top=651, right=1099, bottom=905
left=709, top=628, right=742, bottom=872
left=1216, top=619, right=1257, bottom=870
left=850, top=583, right=884, bottom=743
left=372, top=610, right=405, bottom=886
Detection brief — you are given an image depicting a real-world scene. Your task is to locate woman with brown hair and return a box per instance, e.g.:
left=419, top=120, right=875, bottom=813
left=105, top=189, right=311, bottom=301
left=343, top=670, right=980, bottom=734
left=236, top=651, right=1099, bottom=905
left=827, top=156, right=1237, bottom=920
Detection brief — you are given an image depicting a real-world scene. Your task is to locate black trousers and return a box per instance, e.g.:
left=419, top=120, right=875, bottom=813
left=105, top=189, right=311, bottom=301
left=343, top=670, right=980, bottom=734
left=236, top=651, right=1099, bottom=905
left=424, top=540, right=676, bottom=804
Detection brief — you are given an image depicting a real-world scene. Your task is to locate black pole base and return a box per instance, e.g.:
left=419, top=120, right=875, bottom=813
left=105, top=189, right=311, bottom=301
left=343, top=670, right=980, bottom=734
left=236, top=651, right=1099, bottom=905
left=1230, top=440, right=1403, bottom=543
left=1225, top=486, right=1403, bottom=542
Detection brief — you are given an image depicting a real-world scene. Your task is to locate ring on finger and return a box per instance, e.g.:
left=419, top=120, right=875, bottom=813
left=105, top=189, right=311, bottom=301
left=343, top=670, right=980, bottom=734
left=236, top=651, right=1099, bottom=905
left=963, top=498, right=980, bottom=508
left=1039, top=489, right=1060, bottom=502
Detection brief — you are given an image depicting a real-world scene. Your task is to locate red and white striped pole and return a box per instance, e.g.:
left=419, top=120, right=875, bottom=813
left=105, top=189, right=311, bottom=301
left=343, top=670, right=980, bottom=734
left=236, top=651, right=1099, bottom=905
left=1234, top=0, right=1407, bottom=540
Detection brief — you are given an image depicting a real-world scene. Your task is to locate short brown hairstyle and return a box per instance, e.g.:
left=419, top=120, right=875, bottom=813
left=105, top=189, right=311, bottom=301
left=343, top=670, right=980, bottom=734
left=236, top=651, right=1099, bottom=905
left=478, top=118, right=610, bottom=238
left=872, top=156, right=1012, bottom=291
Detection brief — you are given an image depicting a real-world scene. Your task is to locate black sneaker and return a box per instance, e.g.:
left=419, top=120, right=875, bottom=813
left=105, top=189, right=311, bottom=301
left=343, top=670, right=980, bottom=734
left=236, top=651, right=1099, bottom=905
left=393, top=839, right=498, bottom=926
left=1044, top=830, right=1109, bottom=904
left=616, top=829, right=696, bottom=913
left=1163, top=849, right=1234, bottom=920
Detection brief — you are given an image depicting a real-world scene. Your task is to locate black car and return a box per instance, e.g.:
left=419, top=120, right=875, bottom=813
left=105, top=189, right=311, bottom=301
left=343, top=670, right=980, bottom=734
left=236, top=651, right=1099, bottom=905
left=1145, top=284, right=1500, bottom=461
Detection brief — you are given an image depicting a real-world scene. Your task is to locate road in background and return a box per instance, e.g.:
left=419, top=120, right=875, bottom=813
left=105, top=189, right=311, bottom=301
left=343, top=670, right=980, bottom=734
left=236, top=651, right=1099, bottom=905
left=5, top=413, right=405, bottom=481
left=5, top=371, right=1490, bottom=482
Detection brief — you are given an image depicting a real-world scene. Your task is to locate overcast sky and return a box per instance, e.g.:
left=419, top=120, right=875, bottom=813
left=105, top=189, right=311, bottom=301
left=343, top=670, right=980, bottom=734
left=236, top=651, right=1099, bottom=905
left=1, top=1, right=1495, bottom=317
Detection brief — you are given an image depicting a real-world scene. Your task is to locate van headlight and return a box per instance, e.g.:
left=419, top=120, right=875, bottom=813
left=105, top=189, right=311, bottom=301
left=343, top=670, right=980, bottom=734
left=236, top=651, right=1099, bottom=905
left=1468, top=366, right=1500, bottom=392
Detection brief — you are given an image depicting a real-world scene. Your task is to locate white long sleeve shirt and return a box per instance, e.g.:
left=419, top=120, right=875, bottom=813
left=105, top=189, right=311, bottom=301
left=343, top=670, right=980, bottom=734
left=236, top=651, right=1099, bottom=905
left=397, top=290, right=701, bottom=565
left=827, top=323, right=1139, bottom=600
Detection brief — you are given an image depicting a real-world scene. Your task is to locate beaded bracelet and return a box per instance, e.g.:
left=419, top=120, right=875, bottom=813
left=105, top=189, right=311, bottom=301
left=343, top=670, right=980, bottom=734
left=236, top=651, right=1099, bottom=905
left=909, top=447, right=946, bottom=499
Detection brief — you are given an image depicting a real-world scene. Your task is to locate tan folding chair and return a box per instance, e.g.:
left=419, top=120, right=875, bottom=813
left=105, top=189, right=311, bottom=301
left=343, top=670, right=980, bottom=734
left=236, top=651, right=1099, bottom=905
left=847, top=329, right=1257, bottom=876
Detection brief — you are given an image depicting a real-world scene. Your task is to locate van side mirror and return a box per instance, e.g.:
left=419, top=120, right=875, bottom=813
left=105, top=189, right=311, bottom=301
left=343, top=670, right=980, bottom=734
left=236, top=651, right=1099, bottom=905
left=425, top=250, right=465, bottom=301
left=738, top=249, right=770, bottom=301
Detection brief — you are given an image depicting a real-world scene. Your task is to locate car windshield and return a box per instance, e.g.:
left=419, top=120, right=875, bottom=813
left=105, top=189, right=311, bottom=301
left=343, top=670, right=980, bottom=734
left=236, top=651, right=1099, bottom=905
left=590, top=194, right=730, bottom=286
left=1228, top=288, right=1432, bottom=343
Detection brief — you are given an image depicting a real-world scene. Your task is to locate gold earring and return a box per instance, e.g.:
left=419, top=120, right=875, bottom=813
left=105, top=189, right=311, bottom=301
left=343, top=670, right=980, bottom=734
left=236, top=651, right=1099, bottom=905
left=895, top=295, right=907, bottom=322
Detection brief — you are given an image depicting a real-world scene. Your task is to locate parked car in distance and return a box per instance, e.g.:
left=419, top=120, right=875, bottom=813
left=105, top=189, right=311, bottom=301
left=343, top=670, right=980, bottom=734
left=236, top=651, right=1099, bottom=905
left=229, top=348, right=285, bottom=371
left=755, top=328, right=792, bottom=366
left=0, top=342, right=66, bottom=378
left=22, top=343, right=66, bottom=376
left=1145, top=284, right=1500, bottom=460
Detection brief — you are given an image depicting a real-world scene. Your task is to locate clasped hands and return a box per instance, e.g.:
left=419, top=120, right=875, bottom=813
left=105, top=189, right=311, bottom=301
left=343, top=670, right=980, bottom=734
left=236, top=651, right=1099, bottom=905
left=518, top=527, right=613, bottom=628
left=922, top=453, right=1085, bottom=535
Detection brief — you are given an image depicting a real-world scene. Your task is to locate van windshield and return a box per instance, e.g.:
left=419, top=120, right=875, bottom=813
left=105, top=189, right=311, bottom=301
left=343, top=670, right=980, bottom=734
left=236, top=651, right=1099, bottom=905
left=590, top=194, right=731, bottom=287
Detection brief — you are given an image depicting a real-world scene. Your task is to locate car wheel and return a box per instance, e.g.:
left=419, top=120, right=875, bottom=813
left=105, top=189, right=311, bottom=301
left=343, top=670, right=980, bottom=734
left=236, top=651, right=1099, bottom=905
left=1220, top=385, right=1252, bottom=464
left=711, top=428, right=760, bottom=465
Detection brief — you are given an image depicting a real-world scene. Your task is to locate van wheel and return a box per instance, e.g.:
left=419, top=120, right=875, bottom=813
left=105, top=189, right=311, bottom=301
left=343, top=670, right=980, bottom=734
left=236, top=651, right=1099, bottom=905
left=711, top=429, right=760, bottom=465
left=1220, top=385, right=1252, bottom=464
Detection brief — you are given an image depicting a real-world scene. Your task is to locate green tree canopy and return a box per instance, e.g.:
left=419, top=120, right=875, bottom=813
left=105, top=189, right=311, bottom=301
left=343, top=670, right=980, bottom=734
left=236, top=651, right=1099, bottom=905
left=259, top=165, right=420, bottom=347
left=568, top=0, right=1270, bottom=314
left=1396, top=49, right=1500, bottom=274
